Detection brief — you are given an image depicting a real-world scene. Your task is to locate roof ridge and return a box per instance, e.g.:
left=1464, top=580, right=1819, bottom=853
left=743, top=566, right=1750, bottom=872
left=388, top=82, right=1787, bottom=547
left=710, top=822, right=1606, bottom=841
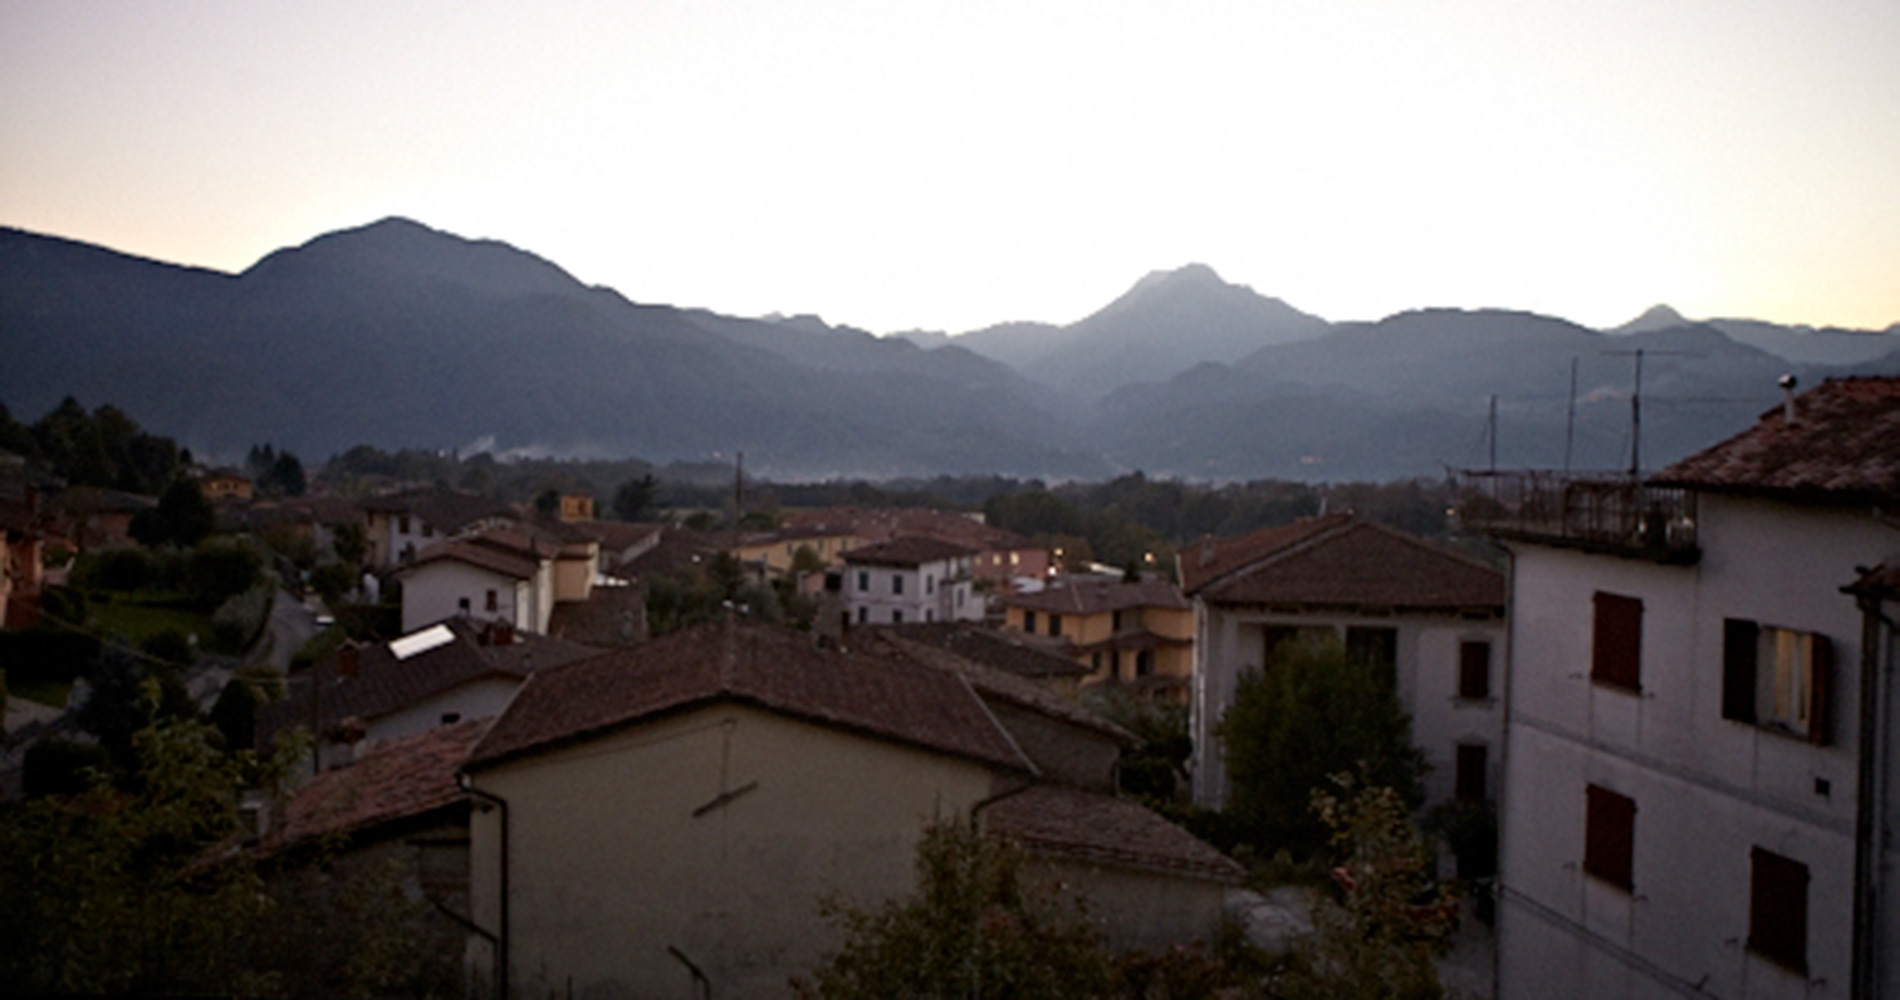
left=1191, top=512, right=1356, bottom=595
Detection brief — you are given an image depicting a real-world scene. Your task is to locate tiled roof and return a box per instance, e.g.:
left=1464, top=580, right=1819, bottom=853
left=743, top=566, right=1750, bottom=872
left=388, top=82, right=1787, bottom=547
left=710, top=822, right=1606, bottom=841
left=1003, top=578, right=1190, bottom=615
left=1845, top=562, right=1900, bottom=598
left=361, top=488, right=509, bottom=532
left=262, top=717, right=490, bottom=853
left=861, top=628, right=1132, bottom=746
left=400, top=536, right=542, bottom=581
left=840, top=535, right=977, bottom=568
left=872, top=622, right=1089, bottom=680
left=1653, top=377, right=1900, bottom=504
left=784, top=506, right=1035, bottom=552
left=616, top=526, right=722, bottom=578
left=1182, top=515, right=1504, bottom=610
left=583, top=520, right=666, bottom=555
left=547, top=580, right=648, bottom=647
left=465, top=619, right=1033, bottom=774
left=984, top=783, right=1245, bottom=883
left=47, top=485, right=155, bottom=516
left=257, top=619, right=600, bottom=745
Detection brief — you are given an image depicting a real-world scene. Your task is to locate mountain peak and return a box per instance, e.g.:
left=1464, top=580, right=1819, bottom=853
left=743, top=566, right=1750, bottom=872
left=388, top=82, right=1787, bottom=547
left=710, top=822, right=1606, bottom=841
left=1610, top=304, right=1690, bottom=335
left=242, top=217, right=586, bottom=301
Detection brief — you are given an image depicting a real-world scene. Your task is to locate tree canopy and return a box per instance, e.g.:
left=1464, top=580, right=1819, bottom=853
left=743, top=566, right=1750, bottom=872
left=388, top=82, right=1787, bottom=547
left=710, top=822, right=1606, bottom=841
left=1217, top=637, right=1428, bottom=859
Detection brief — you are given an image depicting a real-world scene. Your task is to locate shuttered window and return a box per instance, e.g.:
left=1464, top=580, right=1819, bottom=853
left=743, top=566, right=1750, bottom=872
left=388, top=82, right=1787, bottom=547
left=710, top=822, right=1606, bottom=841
left=1459, top=640, right=1491, bottom=700
left=1721, top=618, right=1833, bottom=744
left=1748, top=847, right=1808, bottom=973
left=1591, top=592, right=1643, bottom=692
left=1583, top=784, right=1635, bottom=891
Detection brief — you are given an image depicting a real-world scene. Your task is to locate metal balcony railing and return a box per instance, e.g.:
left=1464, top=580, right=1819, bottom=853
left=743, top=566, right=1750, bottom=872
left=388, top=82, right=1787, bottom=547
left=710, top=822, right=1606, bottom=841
left=1452, top=470, right=1699, bottom=563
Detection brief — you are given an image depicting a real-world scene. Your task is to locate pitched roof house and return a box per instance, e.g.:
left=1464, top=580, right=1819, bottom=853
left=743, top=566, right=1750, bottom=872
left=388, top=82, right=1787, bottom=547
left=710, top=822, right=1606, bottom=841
left=459, top=619, right=1240, bottom=999
left=1180, top=513, right=1507, bottom=811
left=838, top=535, right=982, bottom=626
left=1466, top=376, right=1900, bottom=999
left=1002, top=578, right=1195, bottom=703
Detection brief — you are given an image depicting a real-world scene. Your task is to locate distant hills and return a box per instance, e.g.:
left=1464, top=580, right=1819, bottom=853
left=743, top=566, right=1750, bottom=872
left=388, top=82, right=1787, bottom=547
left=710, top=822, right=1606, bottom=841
left=2, top=218, right=1895, bottom=482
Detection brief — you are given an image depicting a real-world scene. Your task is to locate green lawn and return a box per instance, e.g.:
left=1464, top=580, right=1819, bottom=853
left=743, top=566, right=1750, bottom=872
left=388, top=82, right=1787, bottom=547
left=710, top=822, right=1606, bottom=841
left=89, top=593, right=215, bottom=646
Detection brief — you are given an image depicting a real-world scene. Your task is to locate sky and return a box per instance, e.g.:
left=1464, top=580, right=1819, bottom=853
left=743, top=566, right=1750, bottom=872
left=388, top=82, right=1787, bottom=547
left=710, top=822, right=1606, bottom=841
left=4, top=0, right=1897, bottom=335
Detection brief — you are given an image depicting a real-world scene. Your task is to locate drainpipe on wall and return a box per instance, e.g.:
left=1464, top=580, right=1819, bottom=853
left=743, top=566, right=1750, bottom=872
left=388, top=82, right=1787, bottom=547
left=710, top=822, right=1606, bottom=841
left=1852, top=594, right=1898, bottom=1000
left=460, top=775, right=511, bottom=1000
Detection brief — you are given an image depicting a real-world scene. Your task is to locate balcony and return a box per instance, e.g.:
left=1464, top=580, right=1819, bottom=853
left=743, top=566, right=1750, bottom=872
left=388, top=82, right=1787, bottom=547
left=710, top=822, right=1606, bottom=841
left=1452, top=470, right=1699, bottom=564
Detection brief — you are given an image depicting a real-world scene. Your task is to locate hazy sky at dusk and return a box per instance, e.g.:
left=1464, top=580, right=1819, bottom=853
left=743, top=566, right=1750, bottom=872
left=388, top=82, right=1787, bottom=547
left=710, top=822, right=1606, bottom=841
left=4, top=1, right=1896, bottom=334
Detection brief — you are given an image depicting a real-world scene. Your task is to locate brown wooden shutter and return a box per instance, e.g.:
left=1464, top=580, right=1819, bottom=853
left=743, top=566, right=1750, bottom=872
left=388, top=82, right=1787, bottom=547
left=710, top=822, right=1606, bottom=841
left=1460, top=640, right=1491, bottom=699
left=1808, top=634, right=1833, bottom=746
left=1722, top=618, right=1759, bottom=723
left=1584, top=784, right=1636, bottom=890
left=1749, top=847, right=1808, bottom=972
left=1592, top=592, right=1643, bottom=692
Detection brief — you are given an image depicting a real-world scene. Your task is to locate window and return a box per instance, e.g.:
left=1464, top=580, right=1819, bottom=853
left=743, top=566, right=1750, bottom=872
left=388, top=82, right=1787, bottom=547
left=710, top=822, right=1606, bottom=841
left=399, top=515, right=411, bottom=534
left=1459, top=641, right=1491, bottom=700
left=1136, top=650, right=1155, bottom=677
left=1749, top=847, right=1808, bottom=972
left=1049, top=614, right=1063, bottom=638
left=1009, top=552, right=1020, bottom=566
left=893, top=609, right=903, bottom=624
left=926, top=575, right=935, bottom=594
left=1583, top=784, right=1636, bottom=890
left=1023, top=611, right=1037, bottom=634
left=423, top=523, right=434, bottom=538
left=1112, top=610, right=1124, bottom=632
left=857, top=606, right=868, bottom=624
left=1456, top=744, right=1488, bottom=802
left=1724, top=618, right=1832, bottom=744
left=485, top=589, right=498, bottom=612
left=893, top=574, right=904, bottom=595
left=1592, top=591, right=1643, bottom=692
left=925, top=609, right=933, bottom=622
left=857, top=571, right=869, bottom=592
left=458, top=597, right=470, bottom=613
left=1347, top=626, right=1398, bottom=687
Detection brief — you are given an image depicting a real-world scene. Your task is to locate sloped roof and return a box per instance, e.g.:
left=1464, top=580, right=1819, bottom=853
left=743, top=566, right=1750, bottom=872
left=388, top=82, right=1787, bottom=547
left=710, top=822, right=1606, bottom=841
left=1653, top=377, right=1900, bottom=504
left=784, top=506, right=1036, bottom=552
left=1845, top=562, right=1900, bottom=598
left=984, top=783, right=1245, bottom=883
left=616, top=525, right=722, bottom=578
left=874, top=622, right=1088, bottom=681
left=262, top=717, right=490, bottom=853
left=861, top=628, right=1133, bottom=746
left=360, top=487, right=509, bottom=528
left=466, top=619, right=1033, bottom=774
left=1181, top=514, right=1503, bottom=611
left=840, top=535, right=977, bottom=568
left=1004, top=578, right=1189, bottom=615
left=257, top=618, right=600, bottom=745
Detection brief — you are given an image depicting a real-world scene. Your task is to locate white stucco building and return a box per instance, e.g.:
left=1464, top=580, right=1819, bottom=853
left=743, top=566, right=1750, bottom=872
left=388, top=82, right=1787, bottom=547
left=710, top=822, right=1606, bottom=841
left=1178, top=513, right=1508, bottom=814
left=1470, top=376, right=1900, bottom=998
left=839, top=535, right=981, bottom=626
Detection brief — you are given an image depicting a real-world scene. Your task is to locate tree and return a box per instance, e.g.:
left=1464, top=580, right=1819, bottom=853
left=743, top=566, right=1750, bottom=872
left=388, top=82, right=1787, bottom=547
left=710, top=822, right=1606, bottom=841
left=330, top=521, right=369, bottom=568
left=1277, top=774, right=1457, bottom=1000
left=796, top=819, right=1117, bottom=999
left=130, top=477, right=216, bottom=549
left=1217, top=636, right=1427, bottom=859
left=613, top=473, right=658, bottom=521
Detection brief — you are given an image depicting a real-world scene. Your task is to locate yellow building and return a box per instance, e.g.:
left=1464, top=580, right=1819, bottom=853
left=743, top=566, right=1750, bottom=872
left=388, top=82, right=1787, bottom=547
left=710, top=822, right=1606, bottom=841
left=1001, top=578, right=1195, bottom=703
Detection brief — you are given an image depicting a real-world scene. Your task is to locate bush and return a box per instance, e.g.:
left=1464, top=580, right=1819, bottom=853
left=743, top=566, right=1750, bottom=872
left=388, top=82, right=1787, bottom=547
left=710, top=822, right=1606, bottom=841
left=85, top=546, right=156, bottom=593
left=184, top=539, right=266, bottom=613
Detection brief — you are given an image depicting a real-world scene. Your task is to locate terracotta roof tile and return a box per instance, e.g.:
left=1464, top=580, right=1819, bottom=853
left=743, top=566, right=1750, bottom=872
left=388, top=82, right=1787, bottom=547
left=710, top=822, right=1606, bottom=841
left=1003, top=578, right=1190, bottom=615
left=1654, top=376, right=1900, bottom=503
left=863, top=628, right=1133, bottom=746
left=1177, top=514, right=1354, bottom=595
left=1184, top=515, right=1503, bottom=610
left=466, top=620, right=1032, bottom=773
left=871, top=622, right=1088, bottom=681
left=984, top=783, right=1245, bottom=883
left=841, top=535, right=977, bottom=568
left=400, top=535, right=542, bottom=580
left=257, top=619, right=600, bottom=745
left=785, top=507, right=1035, bottom=552
left=262, top=717, right=490, bottom=852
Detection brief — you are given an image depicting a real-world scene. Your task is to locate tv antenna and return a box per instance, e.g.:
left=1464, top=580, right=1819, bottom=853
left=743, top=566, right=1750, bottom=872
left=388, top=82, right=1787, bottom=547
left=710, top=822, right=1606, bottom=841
left=1602, top=347, right=1701, bottom=476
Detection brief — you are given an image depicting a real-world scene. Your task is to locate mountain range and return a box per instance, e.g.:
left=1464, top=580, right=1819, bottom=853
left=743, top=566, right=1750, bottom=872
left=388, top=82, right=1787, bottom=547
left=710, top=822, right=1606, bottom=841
left=2, top=218, right=1895, bottom=482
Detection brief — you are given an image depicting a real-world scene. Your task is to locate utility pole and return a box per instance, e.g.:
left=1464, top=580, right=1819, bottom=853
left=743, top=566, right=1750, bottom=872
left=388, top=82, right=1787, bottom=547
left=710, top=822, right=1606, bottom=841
left=1604, top=347, right=1699, bottom=477
left=1564, top=356, right=1578, bottom=474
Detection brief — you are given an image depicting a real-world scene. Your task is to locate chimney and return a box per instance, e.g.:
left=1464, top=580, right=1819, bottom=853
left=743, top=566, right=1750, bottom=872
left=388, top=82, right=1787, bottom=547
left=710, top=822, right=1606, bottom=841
left=1778, top=374, right=1799, bottom=424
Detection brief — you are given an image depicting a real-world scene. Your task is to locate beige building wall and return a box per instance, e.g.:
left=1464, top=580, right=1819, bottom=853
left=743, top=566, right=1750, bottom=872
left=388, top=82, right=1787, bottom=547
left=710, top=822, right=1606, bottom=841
left=467, top=702, right=1000, bottom=1000
left=1018, top=856, right=1231, bottom=954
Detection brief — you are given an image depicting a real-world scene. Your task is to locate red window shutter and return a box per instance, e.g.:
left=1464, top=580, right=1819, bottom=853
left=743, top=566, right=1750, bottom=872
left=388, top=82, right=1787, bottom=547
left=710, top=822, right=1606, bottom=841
left=1592, top=592, right=1644, bottom=692
left=1584, top=784, right=1635, bottom=890
left=1809, top=634, right=1833, bottom=746
left=1722, top=618, right=1759, bottom=723
left=1749, top=847, right=1808, bottom=972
